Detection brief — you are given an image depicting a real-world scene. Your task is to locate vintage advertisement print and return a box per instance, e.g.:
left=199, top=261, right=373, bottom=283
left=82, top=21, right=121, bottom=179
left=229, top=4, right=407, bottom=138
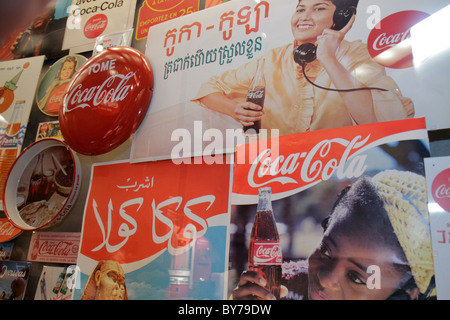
left=75, top=156, right=232, bottom=300
left=35, top=121, right=64, bottom=141
left=35, top=54, right=87, bottom=117
left=425, top=156, right=450, bottom=300
left=0, top=261, right=31, bottom=300
left=0, top=0, right=71, bottom=61
left=27, top=232, right=80, bottom=264
left=62, top=0, right=137, bottom=53
left=131, top=0, right=450, bottom=162
left=34, top=265, right=75, bottom=300
left=227, top=118, right=437, bottom=300
left=0, top=55, right=45, bottom=206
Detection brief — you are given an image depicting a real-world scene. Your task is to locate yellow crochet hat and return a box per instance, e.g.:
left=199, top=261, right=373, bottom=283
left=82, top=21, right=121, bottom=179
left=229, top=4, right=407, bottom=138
left=371, top=170, right=435, bottom=296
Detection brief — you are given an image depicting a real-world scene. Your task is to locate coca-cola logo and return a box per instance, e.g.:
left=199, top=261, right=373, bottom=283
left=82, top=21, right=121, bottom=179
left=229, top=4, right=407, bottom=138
left=0, top=219, right=21, bottom=242
left=64, top=71, right=135, bottom=113
left=38, top=240, right=78, bottom=257
left=367, top=11, right=429, bottom=69
left=59, top=47, right=154, bottom=156
left=247, top=135, right=369, bottom=189
left=431, top=168, right=450, bottom=212
left=247, top=89, right=265, bottom=100
left=253, top=243, right=282, bottom=265
left=232, top=118, right=428, bottom=201
left=84, top=14, right=108, bottom=39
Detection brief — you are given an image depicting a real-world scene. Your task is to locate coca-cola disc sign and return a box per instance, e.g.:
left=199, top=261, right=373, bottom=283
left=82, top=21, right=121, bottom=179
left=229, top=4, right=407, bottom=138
left=59, top=46, right=154, bottom=155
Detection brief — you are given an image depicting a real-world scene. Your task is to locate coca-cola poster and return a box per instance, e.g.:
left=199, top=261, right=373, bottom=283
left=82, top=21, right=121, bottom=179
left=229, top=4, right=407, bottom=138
left=131, top=0, right=450, bottom=162
left=0, top=55, right=45, bottom=207
left=62, top=0, right=137, bottom=53
left=228, top=118, right=437, bottom=300
left=425, top=156, right=450, bottom=299
left=74, top=155, right=232, bottom=300
left=0, top=0, right=71, bottom=61
left=27, top=232, right=80, bottom=264
left=35, top=54, right=87, bottom=117
left=34, top=265, right=76, bottom=300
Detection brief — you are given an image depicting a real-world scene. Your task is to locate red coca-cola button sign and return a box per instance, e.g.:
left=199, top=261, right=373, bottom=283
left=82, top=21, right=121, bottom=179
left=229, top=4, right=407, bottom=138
left=431, top=168, right=450, bottom=212
left=367, top=10, right=429, bottom=69
left=84, top=14, right=108, bottom=39
left=59, top=47, right=154, bottom=155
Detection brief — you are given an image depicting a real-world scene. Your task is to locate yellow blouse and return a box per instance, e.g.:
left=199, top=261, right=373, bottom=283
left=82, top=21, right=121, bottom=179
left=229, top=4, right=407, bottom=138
left=192, top=40, right=414, bottom=136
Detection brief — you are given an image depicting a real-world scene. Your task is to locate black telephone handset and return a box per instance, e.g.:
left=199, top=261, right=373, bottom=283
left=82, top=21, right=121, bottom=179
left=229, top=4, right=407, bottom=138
left=293, top=6, right=387, bottom=92
left=293, top=6, right=357, bottom=65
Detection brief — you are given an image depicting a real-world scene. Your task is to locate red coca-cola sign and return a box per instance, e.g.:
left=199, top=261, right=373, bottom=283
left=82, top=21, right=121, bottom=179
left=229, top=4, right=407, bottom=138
left=84, top=14, right=108, bottom=39
left=252, top=242, right=282, bottom=265
left=431, top=168, right=450, bottom=212
left=367, top=10, right=429, bottom=69
left=27, top=232, right=81, bottom=264
left=59, top=47, right=154, bottom=155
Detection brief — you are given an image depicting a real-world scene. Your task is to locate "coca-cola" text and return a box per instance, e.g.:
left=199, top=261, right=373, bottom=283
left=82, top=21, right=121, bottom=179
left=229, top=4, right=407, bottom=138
left=253, top=242, right=282, bottom=265
left=247, top=135, right=369, bottom=188
left=64, top=71, right=135, bottom=112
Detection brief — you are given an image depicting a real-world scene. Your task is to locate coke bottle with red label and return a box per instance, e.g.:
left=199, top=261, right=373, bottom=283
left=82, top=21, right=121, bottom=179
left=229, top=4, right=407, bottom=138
left=244, top=58, right=265, bottom=136
left=248, top=187, right=282, bottom=299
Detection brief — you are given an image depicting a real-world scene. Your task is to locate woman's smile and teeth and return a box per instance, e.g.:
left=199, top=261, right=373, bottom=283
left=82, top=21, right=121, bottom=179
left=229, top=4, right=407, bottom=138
left=295, top=22, right=315, bottom=31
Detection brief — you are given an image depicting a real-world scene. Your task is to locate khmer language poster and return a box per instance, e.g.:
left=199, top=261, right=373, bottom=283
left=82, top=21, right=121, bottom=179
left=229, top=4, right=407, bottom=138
left=74, top=155, right=233, bottom=300
left=131, top=0, right=450, bottom=162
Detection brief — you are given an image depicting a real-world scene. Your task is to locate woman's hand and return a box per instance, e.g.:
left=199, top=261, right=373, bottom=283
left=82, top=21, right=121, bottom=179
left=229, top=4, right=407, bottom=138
left=232, top=102, right=263, bottom=127
left=316, top=14, right=355, bottom=64
left=198, top=93, right=263, bottom=127
left=314, top=15, right=377, bottom=125
left=232, top=271, right=276, bottom=300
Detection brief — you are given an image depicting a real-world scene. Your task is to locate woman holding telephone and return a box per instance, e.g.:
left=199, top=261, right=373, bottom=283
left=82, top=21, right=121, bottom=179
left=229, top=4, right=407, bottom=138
left=192, top=0, right=414, bottom=136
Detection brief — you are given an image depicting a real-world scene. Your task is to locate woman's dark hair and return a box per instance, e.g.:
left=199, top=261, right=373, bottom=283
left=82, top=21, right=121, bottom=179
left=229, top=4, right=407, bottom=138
left=330, top=0, right=359, bottom=9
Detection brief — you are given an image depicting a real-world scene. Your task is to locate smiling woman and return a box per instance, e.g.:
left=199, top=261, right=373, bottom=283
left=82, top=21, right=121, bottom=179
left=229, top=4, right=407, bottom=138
left=192, top=0, right=414, bottom=136
left=291, top=0, right=336, bottom=44
left=232, top=170, right=436, bottom=300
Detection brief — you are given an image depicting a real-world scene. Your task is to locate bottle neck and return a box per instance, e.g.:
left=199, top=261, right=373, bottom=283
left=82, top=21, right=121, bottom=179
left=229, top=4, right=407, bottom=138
left=257, top=188, right=272, bottom=212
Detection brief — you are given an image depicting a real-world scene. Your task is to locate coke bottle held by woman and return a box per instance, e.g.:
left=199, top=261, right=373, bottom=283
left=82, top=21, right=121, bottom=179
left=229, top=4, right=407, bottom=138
left=244, top=58, right=265, bottom=136
left=248, top=187, right=282, bottom=299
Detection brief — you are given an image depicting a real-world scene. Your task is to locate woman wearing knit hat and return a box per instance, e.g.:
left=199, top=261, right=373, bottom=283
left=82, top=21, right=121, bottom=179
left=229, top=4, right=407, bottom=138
left=232, top=170, right=436, bottom=300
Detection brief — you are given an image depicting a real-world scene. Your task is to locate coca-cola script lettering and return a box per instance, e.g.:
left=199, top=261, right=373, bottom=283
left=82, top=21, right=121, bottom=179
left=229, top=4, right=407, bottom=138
left=252, top=242, right=282, bottom=265
left=372, top=28, right=411, bottom=51
left=64, top=72, right=135, bottom=112
left=59, top=46, right=153, bottom=155
left=247, top=89, right=264, bottom=100
left=435, top=184, right=450, bottom=199
left=247, top=135, right=369, bottom=188
left=38, top=241, right=75, bottom=257
left=367, top=10, right=429, bottom=69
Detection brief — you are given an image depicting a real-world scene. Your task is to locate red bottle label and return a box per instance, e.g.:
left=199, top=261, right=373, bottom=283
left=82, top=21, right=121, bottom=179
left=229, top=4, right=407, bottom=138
left=252, top=242, right=282, bottom=265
